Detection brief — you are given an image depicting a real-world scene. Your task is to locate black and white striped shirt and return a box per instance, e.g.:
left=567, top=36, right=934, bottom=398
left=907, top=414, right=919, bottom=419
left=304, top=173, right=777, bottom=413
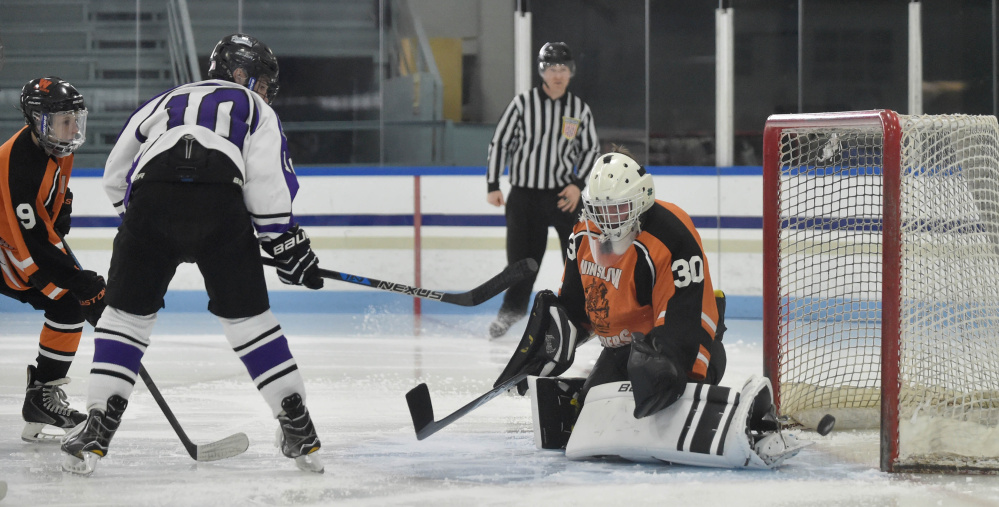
left=487, top=87, right=600, bottom=192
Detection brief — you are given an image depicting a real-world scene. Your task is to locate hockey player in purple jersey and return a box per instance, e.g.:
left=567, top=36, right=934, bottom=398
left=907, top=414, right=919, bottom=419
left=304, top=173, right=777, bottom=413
left=61, top=34, right=325, bottom=475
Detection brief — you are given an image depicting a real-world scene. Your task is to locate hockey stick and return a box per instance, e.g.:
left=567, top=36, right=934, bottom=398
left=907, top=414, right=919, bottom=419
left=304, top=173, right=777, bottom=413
left=138, top=365, right=250, bottom=461
left=60, top=238, right=249, bottom=461
left=405, top=372, right=530, bottom=440
left=261, top=257, right=538, bottom=307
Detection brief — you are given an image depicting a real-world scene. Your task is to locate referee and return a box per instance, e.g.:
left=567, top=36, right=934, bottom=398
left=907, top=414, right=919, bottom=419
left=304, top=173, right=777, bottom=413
left=486, top=41, right=600, bottom=339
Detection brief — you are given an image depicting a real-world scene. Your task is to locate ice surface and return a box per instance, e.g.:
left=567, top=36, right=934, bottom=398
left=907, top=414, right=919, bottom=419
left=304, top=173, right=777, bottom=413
left=3, top=312, right=999, bottom=506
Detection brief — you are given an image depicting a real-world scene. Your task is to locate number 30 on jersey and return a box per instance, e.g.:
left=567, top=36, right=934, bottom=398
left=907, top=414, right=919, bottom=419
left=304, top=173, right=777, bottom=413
left=672, top=256, right=704, bottom=288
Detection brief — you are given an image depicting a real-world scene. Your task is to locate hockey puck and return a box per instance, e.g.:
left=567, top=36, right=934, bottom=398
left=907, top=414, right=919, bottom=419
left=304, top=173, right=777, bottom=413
left=817, top=414, right=836, bottom=436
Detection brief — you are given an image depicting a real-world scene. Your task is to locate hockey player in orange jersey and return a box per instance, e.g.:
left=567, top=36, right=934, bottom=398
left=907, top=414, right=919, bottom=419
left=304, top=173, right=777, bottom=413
left=495, top=149, right=809, bottom=468
left=0, top=77, right=106, bottom=442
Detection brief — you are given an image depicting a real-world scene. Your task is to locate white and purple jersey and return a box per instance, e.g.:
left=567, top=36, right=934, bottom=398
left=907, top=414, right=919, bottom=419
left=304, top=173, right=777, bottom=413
left=103, top=79, right=298, bottom=241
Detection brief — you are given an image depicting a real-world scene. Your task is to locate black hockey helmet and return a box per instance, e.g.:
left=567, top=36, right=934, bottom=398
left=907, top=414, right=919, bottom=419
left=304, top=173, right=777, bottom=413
left=538, top=42, right=575, bottom=77
left=20, top=77, right=87, bottom=158
left=208, top=33, right=280, bottom=102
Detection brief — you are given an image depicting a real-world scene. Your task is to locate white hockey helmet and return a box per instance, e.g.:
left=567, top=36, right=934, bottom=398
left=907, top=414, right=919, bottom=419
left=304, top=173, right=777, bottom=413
left=581, top=152, right=655, bottom=266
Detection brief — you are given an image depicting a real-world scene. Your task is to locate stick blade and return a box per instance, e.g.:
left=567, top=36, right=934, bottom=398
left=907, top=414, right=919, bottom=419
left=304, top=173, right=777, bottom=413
left=193, top=432, right=250, bottom=462
left=405, top=383, right=435, bottom=438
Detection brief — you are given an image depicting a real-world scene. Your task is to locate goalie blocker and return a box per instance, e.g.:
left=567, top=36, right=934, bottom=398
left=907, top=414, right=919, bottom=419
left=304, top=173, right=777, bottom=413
left=494, top=290, right=583, bottom=394
left=530, top=375, right=811, bottom=469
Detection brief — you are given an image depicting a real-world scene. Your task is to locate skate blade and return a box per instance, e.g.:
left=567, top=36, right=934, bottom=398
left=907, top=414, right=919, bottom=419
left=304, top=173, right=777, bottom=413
left=21, top=422, right=69, bottom=443
left=294, top=453, right=324, bottom=474
left=62, top=452, right=100, bottom=476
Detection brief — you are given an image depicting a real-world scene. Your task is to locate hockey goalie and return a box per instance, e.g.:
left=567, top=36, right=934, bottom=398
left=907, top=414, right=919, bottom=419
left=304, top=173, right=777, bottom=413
left=493, top=150, right=809, bottom=469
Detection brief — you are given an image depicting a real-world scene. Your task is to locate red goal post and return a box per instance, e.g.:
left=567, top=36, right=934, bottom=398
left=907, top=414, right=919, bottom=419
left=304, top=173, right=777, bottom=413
left=762, top=110, right=999, bottom=473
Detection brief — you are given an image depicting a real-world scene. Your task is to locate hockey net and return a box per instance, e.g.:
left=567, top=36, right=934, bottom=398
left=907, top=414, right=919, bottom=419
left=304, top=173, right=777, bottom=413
left=762, top=110, right=999, bottom=472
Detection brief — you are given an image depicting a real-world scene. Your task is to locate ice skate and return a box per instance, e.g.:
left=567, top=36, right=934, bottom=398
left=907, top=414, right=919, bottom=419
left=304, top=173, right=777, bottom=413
left=743, top=377, right=812, bottom=467
left=61, top=395, right=128, bottom=476
left=22, top=365, right=87, bottom=442
left=752, top=431, right=812, bottom=467
left=275, top=393, right=324, bottom=473
left=488, top=311, right=522, bottom=339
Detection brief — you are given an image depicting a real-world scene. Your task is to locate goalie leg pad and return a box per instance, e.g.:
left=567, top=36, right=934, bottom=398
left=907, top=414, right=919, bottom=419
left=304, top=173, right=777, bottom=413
left=565, top=376, right=811, bottom=469
left=528, top=376, right=585, bottom=450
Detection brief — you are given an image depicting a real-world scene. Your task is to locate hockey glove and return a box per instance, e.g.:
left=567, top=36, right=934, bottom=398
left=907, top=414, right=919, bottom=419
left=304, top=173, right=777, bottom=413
left=261, top=225, right=324, bottom=290
left=627, top=329, right=689, bottom=418
left=65, top=269, right=107, bottom=327
left=495, top=290, right=580, bottom=394
left=54, top=188, right=73, bottom=237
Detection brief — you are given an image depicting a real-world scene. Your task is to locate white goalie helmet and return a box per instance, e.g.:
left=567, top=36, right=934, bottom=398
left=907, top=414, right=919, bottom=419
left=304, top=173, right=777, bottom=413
left=581, top=152, right=655, bottom=267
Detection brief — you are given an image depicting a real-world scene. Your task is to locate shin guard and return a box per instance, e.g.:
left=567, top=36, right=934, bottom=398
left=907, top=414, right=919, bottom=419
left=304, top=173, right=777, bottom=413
left=88, top=307, right=155, bottom=410
left=221, top=310, right=305, bottom=416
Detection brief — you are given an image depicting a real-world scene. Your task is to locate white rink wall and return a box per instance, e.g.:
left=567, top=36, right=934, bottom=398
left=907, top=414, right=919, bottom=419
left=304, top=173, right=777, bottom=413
left=12, top=167, right=764, bottom=317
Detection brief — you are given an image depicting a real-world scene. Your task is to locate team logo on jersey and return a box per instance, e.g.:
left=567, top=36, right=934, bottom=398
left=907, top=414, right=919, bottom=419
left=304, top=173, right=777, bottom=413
left=585, top=279, right=610, bottom=333
left=561, top=116, right=581, bottom=140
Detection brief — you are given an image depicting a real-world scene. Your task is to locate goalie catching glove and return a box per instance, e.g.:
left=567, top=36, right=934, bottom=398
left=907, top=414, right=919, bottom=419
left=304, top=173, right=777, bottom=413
left=261, top=225, right=324, bottom=290
left=495, top=290, right=582, bottom=393
left=627, top=328, right=690, bottom=418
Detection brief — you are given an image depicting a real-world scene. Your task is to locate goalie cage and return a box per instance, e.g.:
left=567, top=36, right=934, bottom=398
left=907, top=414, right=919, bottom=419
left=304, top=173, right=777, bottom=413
left=762, top=110, right=999, bottom=473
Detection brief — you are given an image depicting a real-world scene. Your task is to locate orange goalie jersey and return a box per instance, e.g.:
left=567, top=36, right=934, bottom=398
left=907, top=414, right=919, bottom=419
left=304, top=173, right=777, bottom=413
left=559, top=199, right=720, bottom=380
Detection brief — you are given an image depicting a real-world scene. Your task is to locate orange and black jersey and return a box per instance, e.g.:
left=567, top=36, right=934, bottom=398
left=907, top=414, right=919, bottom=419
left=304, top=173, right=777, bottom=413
left=558, top=199, right=720, bottom=380
left=0, top=126, right=78, bottom=297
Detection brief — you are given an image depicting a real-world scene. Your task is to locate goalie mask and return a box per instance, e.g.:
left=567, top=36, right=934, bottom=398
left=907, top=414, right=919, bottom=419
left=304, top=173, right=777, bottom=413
left=20, top=77, right=87, bottom=158
left=581, top=153, right=654, bottom=267
left=208, top=33, right=280, bottom=103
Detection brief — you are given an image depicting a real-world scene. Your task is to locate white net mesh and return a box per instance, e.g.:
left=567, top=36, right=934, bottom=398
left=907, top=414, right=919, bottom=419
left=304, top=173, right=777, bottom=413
left=772, top=113, right=999, bottom=470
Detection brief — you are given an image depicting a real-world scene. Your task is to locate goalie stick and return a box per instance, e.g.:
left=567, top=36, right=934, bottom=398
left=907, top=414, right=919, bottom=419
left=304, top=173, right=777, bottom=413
left=60, top=238, right=248, bottom=462
left=261, top=257, right=538, bottom=307
left=405, top=372, right=530, bottom=440
left=138, top=366, right=249, bottom=461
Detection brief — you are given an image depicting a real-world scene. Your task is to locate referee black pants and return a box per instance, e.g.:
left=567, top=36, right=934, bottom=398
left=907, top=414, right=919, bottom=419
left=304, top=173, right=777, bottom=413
left=498, top=186, right=580, bottom=318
